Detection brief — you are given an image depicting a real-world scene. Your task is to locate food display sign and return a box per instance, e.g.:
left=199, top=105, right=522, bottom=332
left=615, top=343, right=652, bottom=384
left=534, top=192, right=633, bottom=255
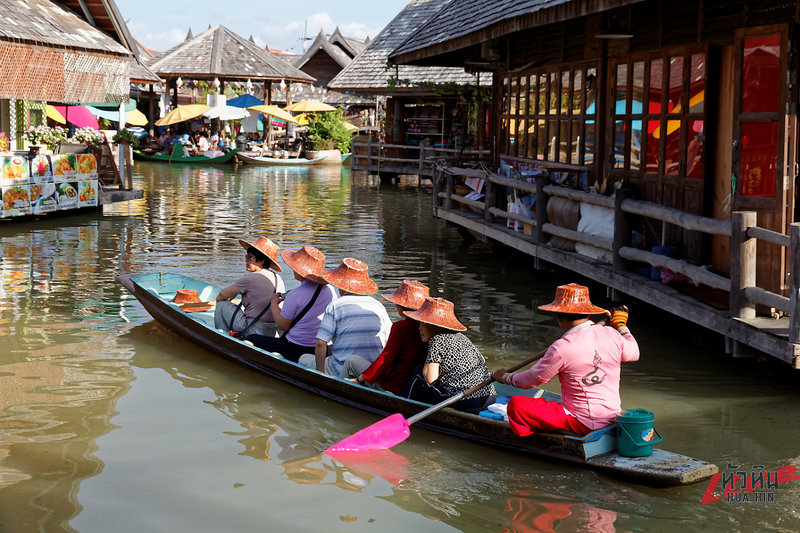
left=1, top=154, right=97, bottom=218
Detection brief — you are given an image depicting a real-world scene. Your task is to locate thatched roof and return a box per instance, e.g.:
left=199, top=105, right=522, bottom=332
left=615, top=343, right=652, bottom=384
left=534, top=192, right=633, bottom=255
left=149, top=25, right=314, bottom=83
left=296, top=30, right=355, bottom=71
left=390, top=0, right=641, bottom=65
left=329, top=0, right=483, bottom=94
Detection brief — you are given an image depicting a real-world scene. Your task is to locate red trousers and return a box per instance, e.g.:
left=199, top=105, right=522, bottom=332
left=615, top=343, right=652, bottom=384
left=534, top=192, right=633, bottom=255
left=507, top=396, right=591, bottom=437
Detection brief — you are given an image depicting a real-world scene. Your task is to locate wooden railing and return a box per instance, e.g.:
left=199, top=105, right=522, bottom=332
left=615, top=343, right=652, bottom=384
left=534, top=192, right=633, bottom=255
left=350, top=140, right=489, bottom=176
left=433, top=164, right=800, bottom=344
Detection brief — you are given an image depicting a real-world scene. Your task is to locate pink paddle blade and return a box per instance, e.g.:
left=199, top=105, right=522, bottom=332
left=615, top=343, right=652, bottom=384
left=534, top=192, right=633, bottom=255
left=325, top=413, right=410, bottom=452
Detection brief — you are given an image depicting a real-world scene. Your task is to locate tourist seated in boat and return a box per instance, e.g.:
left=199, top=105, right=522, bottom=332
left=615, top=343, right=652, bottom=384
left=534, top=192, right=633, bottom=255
left=214, top=237, right=285, bottom=339
left=298, top=258, right=391, bottom=377
left=343, top=280, right=429, bottom=394
left=196, top=133, right=210, bottom=152
left=491, top=283, right=639, bottom=436
left=248, top=246, right=336, bottom=363
left=158, top=130, right=173, bottom=151
left=404, top=297, right=496, bottom=413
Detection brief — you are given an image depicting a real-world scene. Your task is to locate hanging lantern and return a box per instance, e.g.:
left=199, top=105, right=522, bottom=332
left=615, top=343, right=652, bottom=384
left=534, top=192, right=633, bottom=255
left=176, top=76, right=183, bottom=88
left=246, top=79, right=253, bottom=93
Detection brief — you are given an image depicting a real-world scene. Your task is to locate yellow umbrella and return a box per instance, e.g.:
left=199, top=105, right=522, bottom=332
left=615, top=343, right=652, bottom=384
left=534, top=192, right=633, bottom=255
left=155, top=104, right=210, bottom=126
left=126, top=108, right=148, bottom=126
left=294, top=113, right=310, bottom=126
left=284, top=100, right=336, bottom=112
left=344, top=122, right=359, bottom=132
left=46, top=105, right=66, bottom=124
left=248, top=104, right=297, bottom=124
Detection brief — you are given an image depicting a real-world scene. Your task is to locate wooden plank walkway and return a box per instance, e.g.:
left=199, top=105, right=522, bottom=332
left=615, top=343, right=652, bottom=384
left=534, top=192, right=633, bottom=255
left=436, top=206, right=800, bottom=368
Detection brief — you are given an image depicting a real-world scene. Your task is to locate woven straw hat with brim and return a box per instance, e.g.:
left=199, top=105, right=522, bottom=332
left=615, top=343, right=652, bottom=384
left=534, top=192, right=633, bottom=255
left=537, top=283, right=606, bottom=314
left=382, top=280, right=429, bottom=310
left=404, top=297, right=467, bottom=332
left=172, top=288, right=212, bottom=311
left=281, top=245, right=326, bottom=284
left=322, top=258, right=378, bottom=295
left=238, top=237, right=283, bottom=272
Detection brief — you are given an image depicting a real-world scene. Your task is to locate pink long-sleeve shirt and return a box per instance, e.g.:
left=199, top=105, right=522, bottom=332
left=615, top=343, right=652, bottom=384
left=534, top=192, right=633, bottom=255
left=511, top=321, right=639, bottom=429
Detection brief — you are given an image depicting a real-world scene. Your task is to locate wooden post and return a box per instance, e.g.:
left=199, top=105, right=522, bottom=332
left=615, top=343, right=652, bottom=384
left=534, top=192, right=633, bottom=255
left=789, top=222, right=800, bottom=343
left=432, top=163, right=441, bottom=210
left=418, top=145, right=425, bottom=176
left=445, top=170, right=455, bottom=211
left=484, top=176, right=495, bottom=225
left=534, top=175, right=549, bottom=244
left=612, top=189, right=631, bottom=273
left=729, top=211, right=757, bottom=320
left=124, top=144, right=133, bottom=189
left=367, top=136, right=373, bottom=173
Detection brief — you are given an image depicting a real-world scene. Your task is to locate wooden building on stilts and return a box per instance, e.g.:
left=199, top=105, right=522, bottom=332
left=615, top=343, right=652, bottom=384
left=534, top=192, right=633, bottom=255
left=390, top=0, right=800, bottom=368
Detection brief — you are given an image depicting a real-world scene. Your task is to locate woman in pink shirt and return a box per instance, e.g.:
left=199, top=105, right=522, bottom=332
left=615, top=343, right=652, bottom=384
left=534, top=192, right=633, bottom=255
left=492, top=283, right=639, bottom=436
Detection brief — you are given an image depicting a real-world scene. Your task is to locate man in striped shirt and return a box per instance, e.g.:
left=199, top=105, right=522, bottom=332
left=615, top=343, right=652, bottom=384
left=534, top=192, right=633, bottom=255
left=299, top=258, right=391, bottom=377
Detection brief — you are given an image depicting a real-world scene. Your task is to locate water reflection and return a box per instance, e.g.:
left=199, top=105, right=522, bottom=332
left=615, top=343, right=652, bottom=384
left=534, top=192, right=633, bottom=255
left=1, top=160, right=799, bottom=531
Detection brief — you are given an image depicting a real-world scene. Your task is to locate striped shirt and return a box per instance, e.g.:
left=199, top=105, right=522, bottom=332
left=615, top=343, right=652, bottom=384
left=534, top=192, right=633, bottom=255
left=316, top=295, right=392, bottom=376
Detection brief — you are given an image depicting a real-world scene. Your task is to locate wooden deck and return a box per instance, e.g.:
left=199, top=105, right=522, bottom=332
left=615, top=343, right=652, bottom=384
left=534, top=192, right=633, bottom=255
left=350, top=140, right=489, bottom=178
left=432, top=164, right=800, bottom=369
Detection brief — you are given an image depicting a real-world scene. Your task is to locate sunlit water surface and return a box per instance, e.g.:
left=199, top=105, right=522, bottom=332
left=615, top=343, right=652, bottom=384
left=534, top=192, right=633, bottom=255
left=0, top=161, right=798, bottom=532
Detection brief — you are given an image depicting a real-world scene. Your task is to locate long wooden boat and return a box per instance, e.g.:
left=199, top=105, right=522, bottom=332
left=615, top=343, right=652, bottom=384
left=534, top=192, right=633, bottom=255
left=118, top=271, right=719, bottom=487
left=236, top=153, right=327, bottom=166
left=133, top=146, right=239, bottom=164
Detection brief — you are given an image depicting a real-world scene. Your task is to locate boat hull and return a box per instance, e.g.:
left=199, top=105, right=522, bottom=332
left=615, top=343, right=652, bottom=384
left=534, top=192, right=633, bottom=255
left=118, top=271, right=718, bottom=487
left=236, top=153, right=326, bottom=166
left=133, top=149, right=239, bottom=164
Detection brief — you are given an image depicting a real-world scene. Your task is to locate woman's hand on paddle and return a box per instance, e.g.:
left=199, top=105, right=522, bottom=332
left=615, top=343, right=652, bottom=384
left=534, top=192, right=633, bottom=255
left=491, top=368, right=508, bottom=383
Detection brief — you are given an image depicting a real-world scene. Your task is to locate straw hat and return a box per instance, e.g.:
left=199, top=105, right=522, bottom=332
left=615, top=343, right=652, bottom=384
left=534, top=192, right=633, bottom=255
left=382, top=280, right=429, bottom=310
left=404, top=297, right=467, bottom=332
left=238, top=236, right=283, bottom=272
left=172, top=288, right=211, bottom=312
left=537, top=283, right=606, bottom=314
left=281, top=245, right=326, bottom=284
left=322, top=258, right=378, bottom=295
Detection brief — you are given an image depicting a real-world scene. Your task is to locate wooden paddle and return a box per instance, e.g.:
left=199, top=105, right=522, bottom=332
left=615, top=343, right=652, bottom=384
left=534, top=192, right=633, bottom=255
left=325, top=348, right=548, bottom=453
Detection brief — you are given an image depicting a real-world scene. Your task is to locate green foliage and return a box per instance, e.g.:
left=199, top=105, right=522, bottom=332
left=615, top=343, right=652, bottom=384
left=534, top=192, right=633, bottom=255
left=112, top=128, right=140, bottom=147
left=305, top=108, right=352, bottom=152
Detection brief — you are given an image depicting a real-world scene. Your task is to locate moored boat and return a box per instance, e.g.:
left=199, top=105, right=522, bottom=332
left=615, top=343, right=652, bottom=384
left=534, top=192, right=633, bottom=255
left=133, top=145, right=239, bottom=164
left=118, top=271, right=719, bottom=487
left=236, top=153, right=327, bottom=166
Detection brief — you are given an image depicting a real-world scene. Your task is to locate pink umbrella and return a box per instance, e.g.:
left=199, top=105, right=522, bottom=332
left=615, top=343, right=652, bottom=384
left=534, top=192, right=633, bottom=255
left=52, top=105, right=99, bottom=129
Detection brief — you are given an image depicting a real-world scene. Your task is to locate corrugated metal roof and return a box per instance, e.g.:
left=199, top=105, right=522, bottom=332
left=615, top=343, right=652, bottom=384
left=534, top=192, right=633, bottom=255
left=0, top=0, right=130, bottom=55
left=329, top=0, right=482, bottom=93
left=391, top=0, right=641, bottom=63
left=149, top=25, right=314, bottom=82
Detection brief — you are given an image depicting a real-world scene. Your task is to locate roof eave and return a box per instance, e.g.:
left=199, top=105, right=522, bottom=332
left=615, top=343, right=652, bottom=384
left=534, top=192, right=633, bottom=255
left=390, top=0, right=644, bottom=65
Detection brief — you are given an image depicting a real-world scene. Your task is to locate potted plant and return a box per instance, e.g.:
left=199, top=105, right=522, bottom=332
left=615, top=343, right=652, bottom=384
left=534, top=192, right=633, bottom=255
left=72, top=127, right=105, bottom=147
left=112, top=128, right=140, bottom=148
left=305, top=108, right=353, bottom=164
left=0, top=132, right=9, bottom=153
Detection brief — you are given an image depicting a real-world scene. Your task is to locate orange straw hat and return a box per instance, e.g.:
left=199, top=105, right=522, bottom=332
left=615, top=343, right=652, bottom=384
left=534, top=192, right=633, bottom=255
left=238, top=236, right=283, bottom=272
left=382, top=280, right=430, bottom=310
left=172, top=288, right=211, bottom=312
left=404, top=297, right=467, bottom=332
left=322, top=258, right=378, bottom=295
left=281, top=245, right=326, bottom=284
left=537, top=283, right=607, bottom=314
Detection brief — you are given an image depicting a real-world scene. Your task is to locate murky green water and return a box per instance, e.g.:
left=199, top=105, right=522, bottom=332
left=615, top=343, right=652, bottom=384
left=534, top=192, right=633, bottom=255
left=0, top=161, right=798, bottom=532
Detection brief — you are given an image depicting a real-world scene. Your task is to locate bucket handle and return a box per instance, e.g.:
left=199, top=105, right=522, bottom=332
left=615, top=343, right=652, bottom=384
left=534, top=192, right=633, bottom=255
left=618, top=424, right=663, bottom=447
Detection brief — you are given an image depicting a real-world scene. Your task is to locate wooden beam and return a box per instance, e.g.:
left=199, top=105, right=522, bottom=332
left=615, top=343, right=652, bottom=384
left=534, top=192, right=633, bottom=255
left=621, top=198, right=732, bottom=236
left=619, top=247, right=731, bottom=291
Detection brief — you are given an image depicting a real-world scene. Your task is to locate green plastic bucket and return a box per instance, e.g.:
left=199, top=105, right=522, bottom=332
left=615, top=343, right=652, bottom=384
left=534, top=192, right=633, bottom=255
left=616, top=408, right=663, bottom=457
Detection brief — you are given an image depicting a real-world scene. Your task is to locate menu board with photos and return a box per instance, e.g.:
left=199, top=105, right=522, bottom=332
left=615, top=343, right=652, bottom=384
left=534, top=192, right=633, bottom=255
left=0, top=153, right=97, bottom=218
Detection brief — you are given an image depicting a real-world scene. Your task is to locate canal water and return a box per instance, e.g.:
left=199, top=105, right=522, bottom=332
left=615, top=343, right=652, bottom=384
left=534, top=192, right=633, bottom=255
left=1, top=161, right=798, bottom=532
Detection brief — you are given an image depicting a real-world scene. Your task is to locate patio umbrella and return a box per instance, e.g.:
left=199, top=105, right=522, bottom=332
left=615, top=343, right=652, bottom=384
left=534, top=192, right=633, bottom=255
left=227, top=94, right=264, bottom=109
left=294, top=113, right=310, bottom=126
left=284, top=100, right=336, bottom=112
left=46, top=105, right=66, bottom=124
left=53, top=105, right=99, bottom=129
left=125, top=108, right=149, bottom=127
left=204, top=105, right=249, bottom=120
left=344, top=122, right=359, bottom=132
left=155, top=104, right=210, bottom=126
left=248, top=104, right=297, bottom=124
